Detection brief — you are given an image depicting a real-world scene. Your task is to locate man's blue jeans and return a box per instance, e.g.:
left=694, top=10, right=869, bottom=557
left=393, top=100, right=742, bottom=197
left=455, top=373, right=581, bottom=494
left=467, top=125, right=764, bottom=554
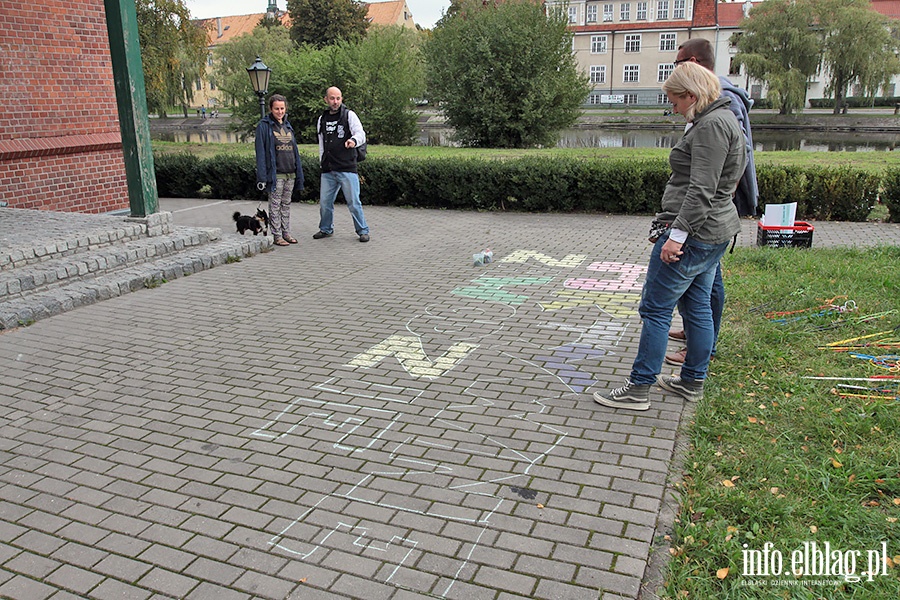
left=318, top=171, right=369, bottom=235
left=630, top=234, right=730, bottom=385
left=710, top=262, right=725, bottom=355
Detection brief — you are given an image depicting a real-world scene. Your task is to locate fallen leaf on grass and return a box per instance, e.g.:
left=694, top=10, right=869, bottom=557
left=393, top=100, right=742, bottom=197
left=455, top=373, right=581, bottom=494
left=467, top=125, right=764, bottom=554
left=748, top=417, right=758, bottom=423
left=722, top=480, right=736, bottom=488
left=893, top=498, right=900, bottom=506
left=831, top=458, right=843, bottom=468
left=810, top=525, right=818, bottom=533
left=717, top=567, right=729, bottom=579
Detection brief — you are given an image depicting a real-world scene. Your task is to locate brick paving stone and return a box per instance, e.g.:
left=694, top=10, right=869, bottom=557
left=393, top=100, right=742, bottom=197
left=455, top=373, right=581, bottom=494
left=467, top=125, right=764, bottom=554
left=43, top=564, right=105, bottom=595
left=3, top=202, right=898, bottom=599
left=136, top=566, right=199, bottom=598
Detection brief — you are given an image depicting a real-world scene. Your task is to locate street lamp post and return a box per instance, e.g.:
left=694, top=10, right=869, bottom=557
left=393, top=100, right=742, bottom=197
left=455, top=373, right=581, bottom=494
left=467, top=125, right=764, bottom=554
left=246, top=56, right=271, bottom=119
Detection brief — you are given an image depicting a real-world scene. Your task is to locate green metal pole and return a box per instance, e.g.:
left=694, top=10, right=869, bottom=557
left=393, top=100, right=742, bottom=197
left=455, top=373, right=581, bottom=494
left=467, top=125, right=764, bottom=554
left=103, top=0, right=158, bottom=217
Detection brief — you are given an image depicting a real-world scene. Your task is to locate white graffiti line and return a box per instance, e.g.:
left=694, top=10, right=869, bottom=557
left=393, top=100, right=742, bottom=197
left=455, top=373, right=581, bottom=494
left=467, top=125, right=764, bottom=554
left=328, top=417, right=399, bottom=454
left=313, top=377, right=424, bottom=404
left=267, top=495, right=331, bottom=559
left=249, top=397, right=398, bottom=440
left=347, top=334, right=479, bottom=379
left=497, top=249, right=587, bottom=268
left=439, top=499, right=505, bottom=598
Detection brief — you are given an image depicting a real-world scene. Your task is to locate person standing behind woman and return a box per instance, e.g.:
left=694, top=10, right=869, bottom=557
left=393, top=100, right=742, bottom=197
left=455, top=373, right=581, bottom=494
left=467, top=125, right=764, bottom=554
left=255, top=94, right=304, bottom=246
left=665, top=38, right=759, bottom=366
left=593, top=62, right=745, bottom=411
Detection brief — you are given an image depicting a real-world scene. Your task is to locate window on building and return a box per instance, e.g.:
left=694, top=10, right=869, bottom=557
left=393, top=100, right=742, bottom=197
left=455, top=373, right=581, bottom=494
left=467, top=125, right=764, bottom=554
left=636, top=1, right=648, bottom=20
left=620, top=3, right=630, bottom=20
left=568, top=6, right=578, bottom=23
left=591, top=35, right=608, bottom=53
left=207, top=54, right=213, bottom=67
left=657, top=0, right=669, bottom=20
left=195, top=78, right=202, bottom=91
left=624, top=93, right=638, bottom=104
left=210, top=81, right=217, bottom=91
left=659, top=32, right=676, bottom=51
left=603, top=4, right=613, bottom=22
left=590, top=65, right=607, bottom=84
left=624, top=34, right=641, bottom=53
left=589, top=93, right=603, bottom=105
left=623, top=65, right=640, bottom=83
left=658, top=63, right=674, bottom=83
left=673, top=0, right=686, bottom=19
left=729, top=58, right=740, bottom=76
left=586, top=4, right=598, bottom=23
left=658, top=93, right=669, bottom=104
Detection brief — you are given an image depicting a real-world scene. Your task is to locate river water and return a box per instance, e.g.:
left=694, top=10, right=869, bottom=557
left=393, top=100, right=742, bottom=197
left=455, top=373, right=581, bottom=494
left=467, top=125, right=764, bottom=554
left=152, top=126, right=900, bottom=151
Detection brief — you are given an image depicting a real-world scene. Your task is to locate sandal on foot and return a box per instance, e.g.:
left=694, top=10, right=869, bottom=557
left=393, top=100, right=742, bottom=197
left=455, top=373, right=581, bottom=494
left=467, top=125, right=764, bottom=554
left=284, top=236, right=298, bottom=244
left=274, top=238, right=290, bottom=246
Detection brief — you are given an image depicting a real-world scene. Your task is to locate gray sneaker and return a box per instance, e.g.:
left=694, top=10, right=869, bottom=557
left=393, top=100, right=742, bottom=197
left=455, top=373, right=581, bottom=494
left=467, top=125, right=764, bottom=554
left=593, top=380, right=651, bottom=411
left=656, top=375, right=704, bottom=402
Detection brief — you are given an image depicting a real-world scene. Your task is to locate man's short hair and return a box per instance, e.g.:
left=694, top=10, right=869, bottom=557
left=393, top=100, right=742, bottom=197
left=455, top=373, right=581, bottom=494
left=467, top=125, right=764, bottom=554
left=678, top=38, right=715, bottom=71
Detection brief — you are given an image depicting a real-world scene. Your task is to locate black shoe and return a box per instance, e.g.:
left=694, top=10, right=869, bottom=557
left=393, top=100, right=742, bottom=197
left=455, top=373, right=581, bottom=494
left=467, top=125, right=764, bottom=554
left=593, top=380, right=651, bottom=411
left=656, top=375, right=704, bottom=402
left=313, top=231, right=332, bottom=239
left=359, top=234, right=370, bottom=243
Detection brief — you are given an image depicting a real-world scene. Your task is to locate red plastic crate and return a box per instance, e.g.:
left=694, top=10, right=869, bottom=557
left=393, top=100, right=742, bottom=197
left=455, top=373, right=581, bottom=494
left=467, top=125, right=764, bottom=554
left=757, top=221, right=814, bottom=248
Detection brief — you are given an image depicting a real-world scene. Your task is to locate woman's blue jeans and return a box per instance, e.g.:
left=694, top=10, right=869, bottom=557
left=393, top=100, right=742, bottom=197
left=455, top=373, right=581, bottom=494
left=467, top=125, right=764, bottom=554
left=630, top=234, right=730, bottom=385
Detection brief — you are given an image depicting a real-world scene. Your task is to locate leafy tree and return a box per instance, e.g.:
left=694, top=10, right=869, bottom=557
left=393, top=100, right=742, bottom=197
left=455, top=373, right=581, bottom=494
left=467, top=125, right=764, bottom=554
left=136, top=0, right=208, bottom=117
left=329, top=26, right=426, bottom=145
left=815, top=0, right=900, bottom=114
left=286, top=0, right=369, bottom=48
left=424, top=0, right=590, bottom=148
left=222, top=26, right=424, bottom=146
left=734, top=0, right=821, bottom=115
left=211, top=25, right=295, bottom=107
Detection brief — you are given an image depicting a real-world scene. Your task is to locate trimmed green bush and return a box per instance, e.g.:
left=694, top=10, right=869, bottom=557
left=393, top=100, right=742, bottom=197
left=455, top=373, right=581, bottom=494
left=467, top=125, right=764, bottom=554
left=153, top=153, right=201, bottom=198
left=879, top=168, right=900, bottom=223
left=756, top=165, right=809, bottom=218
left=153, top=151, right=884, bottom=221
left=806, top=166, right=879, bottom=221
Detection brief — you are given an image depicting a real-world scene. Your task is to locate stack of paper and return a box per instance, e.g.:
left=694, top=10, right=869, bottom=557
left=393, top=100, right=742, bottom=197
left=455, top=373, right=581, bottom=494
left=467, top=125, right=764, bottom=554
left=761, top=202, right=797, bottom=227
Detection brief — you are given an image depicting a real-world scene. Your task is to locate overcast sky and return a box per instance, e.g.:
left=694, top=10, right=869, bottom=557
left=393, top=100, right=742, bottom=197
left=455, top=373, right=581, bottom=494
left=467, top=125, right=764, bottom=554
left=184, top=0, right=451, bottom=30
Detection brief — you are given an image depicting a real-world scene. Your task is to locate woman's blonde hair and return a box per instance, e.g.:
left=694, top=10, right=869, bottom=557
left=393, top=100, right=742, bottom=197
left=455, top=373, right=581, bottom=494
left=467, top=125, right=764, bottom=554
left=662, top=62, right=721, bottom=122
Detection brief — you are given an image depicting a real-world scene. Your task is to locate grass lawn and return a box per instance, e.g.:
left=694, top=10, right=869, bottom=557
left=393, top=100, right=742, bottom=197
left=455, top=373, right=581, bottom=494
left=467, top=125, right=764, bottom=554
left=663, top=246, right=900, bottom=598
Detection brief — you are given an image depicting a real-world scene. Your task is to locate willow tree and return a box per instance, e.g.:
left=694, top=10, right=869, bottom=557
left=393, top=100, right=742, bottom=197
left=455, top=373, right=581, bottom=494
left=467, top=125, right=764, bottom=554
left=815, top=0, right=900, bottom=113
left=734, top=0, right=821, bottom=115
left=136, top=0, right=208, bottom=117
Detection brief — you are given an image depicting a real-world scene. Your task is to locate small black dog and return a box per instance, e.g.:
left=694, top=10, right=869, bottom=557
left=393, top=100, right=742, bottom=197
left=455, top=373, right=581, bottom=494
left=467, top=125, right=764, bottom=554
left=233, top=209, right=269, bottom=236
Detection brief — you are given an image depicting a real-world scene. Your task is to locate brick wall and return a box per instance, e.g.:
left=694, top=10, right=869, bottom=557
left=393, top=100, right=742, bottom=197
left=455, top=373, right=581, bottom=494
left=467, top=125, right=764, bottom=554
left=0, top=2, right=130, bottom=213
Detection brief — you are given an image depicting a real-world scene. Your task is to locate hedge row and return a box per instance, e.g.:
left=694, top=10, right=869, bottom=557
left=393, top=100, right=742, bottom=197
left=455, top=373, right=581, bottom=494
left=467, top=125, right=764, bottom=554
left=154, top=152, right=898, bottom=222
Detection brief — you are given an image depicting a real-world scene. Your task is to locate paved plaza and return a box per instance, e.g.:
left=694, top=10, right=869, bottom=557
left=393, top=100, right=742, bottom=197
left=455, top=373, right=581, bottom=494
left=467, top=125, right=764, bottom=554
left=2, top=200, right=900, bottom=600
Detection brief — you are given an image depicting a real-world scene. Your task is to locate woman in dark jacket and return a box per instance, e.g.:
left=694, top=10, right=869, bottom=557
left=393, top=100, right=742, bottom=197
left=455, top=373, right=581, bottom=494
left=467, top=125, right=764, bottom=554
left=593, top=62, right=745, bottom=411
left=255, top=94, right=304, bottom=246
